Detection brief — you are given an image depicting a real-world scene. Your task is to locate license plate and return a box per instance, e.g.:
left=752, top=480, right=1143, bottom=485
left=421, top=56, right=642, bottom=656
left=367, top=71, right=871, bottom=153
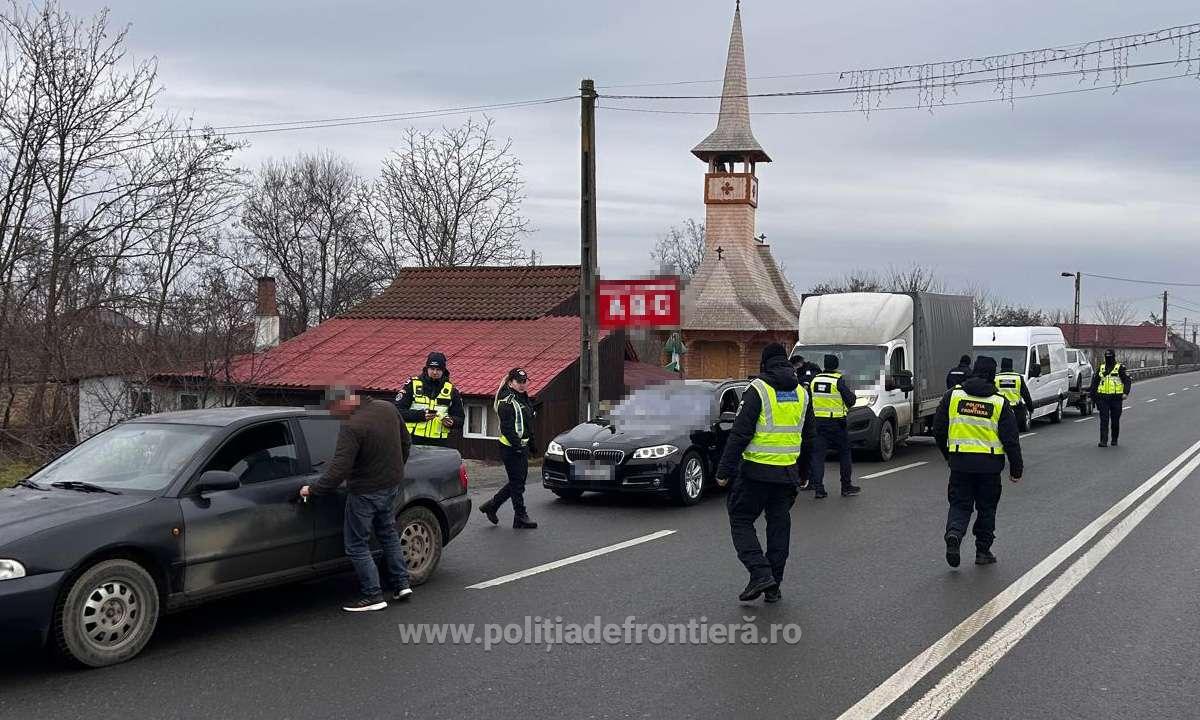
left=573, top=463, right=613, bottom=483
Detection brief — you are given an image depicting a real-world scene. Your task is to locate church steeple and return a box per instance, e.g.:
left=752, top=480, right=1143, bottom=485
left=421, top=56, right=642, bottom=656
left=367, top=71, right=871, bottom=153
left=691, top=1, right=770, bottom=164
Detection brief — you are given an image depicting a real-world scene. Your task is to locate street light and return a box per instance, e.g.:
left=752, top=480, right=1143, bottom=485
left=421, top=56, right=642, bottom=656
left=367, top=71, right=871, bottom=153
left=1061, top=271, right=1080, bottom=345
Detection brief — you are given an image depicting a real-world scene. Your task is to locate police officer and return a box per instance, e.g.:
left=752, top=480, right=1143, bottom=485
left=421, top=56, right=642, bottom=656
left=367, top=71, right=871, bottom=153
left=994, top=357, right=1034, bottom=431
left=789, top=351, right=820, bottom=490
left=946, top=354, right=973, bottom=390
left=808, top=354, right=862, bottom=500
left=1090, top=349, right=1131, bottom=448
left=479, top=368, right=538, bottom=529
left=395, top=352, right=464, bottom=447
left=716, top=343, right=815, bottom=603
left=933, top=356, right=1023, bottom=567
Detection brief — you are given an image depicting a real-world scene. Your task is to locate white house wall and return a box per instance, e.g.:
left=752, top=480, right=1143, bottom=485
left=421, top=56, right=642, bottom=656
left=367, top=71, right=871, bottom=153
left=77, top=377, right=230, bottom=440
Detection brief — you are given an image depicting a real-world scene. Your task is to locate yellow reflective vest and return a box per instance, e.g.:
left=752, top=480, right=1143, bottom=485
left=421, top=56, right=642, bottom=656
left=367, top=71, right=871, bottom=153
left=811, top=372, right=848, bottom=419
left=1097, top=363, right=1124, bottom=395
left=947, top=388, right=1006, bottom=455
left=994, top=371, right=1024, bottom=407
left=742, top=379, right=808, bottom=466
left=406, top=378, right=455, bottom=440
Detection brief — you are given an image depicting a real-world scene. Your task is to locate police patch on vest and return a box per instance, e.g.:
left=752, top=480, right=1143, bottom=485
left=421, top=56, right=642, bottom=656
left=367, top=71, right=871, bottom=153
left=956, top=399, right=994, bottom=418
left=998, top=379, right=1017, bottom=388
left=775, top=390, right=799, bottom=402
left=813, top=381, right=832, bottom=393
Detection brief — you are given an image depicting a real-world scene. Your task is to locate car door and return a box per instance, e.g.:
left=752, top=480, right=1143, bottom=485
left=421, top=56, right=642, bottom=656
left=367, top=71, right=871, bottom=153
left=884, top=343, right=913, bottom=430
left=297, top=415, right=352, bottom=569
left=179, top=419, right=314, bottom=595
left=1025, top=345, right=1045, bottom=417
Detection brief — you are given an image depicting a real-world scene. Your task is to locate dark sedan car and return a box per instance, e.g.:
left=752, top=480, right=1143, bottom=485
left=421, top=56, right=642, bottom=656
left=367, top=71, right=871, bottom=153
left=0, top=407, right=470, bottom=668
left=542, top=380, right=748, bottom=505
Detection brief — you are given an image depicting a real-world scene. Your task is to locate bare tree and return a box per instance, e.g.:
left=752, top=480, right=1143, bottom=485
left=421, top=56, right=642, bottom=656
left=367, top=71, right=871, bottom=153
left=1094, top=297, right=1136, bottom=350
left=885, top=263, right=945, bottom=293
left=650, top=219, right=705, bottom=278
left=809, top=270, right=884, bottom=295
left=241, top=152, right=374, bottom=336
left=372, top=116, right=530, bottom=268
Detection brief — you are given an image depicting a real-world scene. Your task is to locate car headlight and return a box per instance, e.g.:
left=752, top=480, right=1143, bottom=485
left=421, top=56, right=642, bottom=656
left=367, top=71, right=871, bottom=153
left=0, top=559, right=26, bottom=581
left=633, top=444, right=678, bottom=459
left=855, top=394, right=877, bottom=408
left=546, top=441, right=565, bottom=457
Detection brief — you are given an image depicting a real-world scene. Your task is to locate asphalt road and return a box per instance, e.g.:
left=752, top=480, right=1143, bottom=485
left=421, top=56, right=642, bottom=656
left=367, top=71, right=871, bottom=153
left=3, top=371, right=1199, bottom=720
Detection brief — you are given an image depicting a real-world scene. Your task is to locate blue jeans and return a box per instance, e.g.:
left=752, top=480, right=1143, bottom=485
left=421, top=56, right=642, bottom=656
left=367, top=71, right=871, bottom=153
left=344, top=486, right=410, bottom=598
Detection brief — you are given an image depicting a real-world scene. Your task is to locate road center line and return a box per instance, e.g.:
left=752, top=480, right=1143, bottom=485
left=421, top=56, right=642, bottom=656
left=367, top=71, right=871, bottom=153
left=1019, top=432, right=1037, bottom=439
left=834, top=438, right=1200, bottom=720
left=1123, top=405, right=1132, bottom=410
left=465, top=530, right=676, bottom=590
left=1168, top=392, right=1177, bottom=397
left=1146, top=398, right=1158, bottom=403
left=1074, top=416, right=1095, bottom=423
left=860, top=461, right=929, bottom=480
left=897, top=447, right=1200, bottom=720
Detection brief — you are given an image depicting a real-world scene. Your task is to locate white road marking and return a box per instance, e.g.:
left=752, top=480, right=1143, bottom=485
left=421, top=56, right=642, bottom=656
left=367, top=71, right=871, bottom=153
left=1123, top=405, right=1132, bottom=410
left=465, top=530, right=676, bottom=589
left=860, top=462, right=929, bottom=480
left=1146, top=398, right=1158, bottom=403
left=1074, top=416, right=1095, bottom=423
left=1168, top=392, right=1177, bottom=397
left=1019, top=432, right=1037, bottom=439
left=835, top=438, right=1200, bottom=720
left=897, top=447, right=1200, bottom=720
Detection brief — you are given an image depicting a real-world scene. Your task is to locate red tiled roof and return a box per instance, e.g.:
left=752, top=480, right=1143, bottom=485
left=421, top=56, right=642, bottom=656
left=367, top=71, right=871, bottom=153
left=624, top=361, right=679, bottom=392
left=177, top=316, right=587, bottom=396
left=1057, top=324, right=1170, bottom=350
left=341, top=265, right=580, bottom=321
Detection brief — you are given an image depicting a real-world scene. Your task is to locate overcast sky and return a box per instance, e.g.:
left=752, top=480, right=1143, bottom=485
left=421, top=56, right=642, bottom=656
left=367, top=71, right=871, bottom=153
left=65, top=0, right=1200, bottom=330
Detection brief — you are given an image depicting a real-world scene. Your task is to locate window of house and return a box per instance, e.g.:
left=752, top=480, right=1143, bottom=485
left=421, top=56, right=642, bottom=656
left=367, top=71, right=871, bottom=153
left=464, top=401, right=501, bottom=439
left=179, top=393, right=199, bottom=410
left=129, top=387, right=152, bottom=416
left=202, top=421, right=299, bottom=485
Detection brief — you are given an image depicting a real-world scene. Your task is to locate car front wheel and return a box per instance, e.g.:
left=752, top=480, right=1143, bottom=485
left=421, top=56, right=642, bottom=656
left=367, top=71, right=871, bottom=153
left=397, top=506, right=443, bottom=586
left=55, top=559, right=160, bottom=668
left=672, top=451, right=707, bottom=506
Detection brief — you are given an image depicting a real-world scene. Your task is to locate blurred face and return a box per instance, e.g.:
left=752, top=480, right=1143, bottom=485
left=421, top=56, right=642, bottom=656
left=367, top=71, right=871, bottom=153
left=426, top=366, right=444, bottom=381
left=328, top=394, right=360, bottom=418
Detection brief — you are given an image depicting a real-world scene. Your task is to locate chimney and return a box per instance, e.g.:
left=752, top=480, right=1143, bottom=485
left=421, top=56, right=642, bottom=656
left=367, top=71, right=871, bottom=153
left=254, top=276, right=280, bottom=352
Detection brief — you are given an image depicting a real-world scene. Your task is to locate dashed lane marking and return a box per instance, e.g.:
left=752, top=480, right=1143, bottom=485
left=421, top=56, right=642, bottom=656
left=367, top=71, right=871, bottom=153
left=1019, top=432, right=1037, bottom=439
left=859, top=461, right=929, bottom=480
left=465, top=530, right=676, bottom=590
left=1146, top=398, right=1158, bottom=403
left=1074, top=416, right=1096, bottom=423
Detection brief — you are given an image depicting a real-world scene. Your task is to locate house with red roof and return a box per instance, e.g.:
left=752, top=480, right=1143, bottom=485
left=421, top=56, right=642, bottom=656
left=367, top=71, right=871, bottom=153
left=1057, top=323, right=1172, bottom=368
left=153, top=265, right=675, bottom=461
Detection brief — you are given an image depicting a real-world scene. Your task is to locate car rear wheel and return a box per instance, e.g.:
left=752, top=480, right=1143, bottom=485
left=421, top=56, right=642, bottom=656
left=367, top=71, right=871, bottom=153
left=55, top=559, right=160, bottom=668
left=1050, top=397, right=1065, bottom=424
left=672, top=451, right=707, bottom=506
left=551, top=488, right=585, bottom=500
left=397, top=506, right=443, bottom=586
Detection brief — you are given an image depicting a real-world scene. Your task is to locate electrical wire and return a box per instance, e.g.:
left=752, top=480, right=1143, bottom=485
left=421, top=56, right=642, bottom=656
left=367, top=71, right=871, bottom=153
left=598, top=71, right=1193, bottom=117
left=1083, top=272, right=1200, bottom=288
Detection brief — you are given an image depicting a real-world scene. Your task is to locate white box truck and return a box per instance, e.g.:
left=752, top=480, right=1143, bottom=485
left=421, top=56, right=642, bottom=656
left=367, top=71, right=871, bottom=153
left=792, top=292, right=974, bottom=461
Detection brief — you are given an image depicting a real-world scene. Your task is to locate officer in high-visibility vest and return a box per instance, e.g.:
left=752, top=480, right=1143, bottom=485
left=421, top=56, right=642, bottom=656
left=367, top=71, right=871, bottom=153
left=995, top=357, right=1034, bottom=430
left=933, top=356, right=1024, bottom=567
left=808, top=354, right=862, bottom=499
left=945, top=354, right=973, bottom=390
left=479, top=368, right=539, bottom=529
left=394, top=352, right=464, bottom=447
left=716, top=344, right=815, bottom=603
left=789, top=351, right=821, bottom=491
left=1089, top=349, right=1131, bottom=447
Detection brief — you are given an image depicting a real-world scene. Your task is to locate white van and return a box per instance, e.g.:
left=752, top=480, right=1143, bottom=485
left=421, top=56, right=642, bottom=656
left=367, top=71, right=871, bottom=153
left=972, top=326, right=1071, bottom=429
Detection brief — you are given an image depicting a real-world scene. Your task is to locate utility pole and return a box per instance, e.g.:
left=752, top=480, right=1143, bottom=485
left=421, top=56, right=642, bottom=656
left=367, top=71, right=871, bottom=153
left=578, top=78, right=600, bottom=420
left=1162, top=290, right=1169, bottom=367
left=1073, top=272, right=1081, bottom=346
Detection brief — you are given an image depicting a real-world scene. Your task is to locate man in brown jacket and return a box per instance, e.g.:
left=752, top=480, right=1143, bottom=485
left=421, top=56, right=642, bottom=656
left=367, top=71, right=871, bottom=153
left=301, top=386, right=413, bottom=612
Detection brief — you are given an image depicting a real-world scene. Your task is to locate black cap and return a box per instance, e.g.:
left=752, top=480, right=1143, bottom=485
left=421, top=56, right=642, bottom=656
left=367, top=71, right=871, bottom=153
left=507, top=367, right=528, bottom=383
left=973, top=355, right=998, bottom=380
left=824, top=354, right=840, bottom=371
left=425, top=351, right=447, bottom=370
left=1104, top=349, right=1116, bottom=359
left=761, top=343, right=788, bottom=366
left=960, top=354, right=972, bottom=365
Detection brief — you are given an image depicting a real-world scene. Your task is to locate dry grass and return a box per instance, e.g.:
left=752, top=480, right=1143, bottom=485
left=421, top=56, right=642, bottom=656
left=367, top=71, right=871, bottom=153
left=0, top=461, right=36, bottom=489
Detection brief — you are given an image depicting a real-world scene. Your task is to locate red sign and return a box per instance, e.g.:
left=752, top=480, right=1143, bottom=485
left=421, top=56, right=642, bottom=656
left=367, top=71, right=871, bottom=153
left=598, top=278, right=680, bottom=329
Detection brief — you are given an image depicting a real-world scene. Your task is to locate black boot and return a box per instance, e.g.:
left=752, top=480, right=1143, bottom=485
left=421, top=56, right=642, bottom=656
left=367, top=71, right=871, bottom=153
left=739, top=575, right=778, bottom=602
left=945, top=532, right=962, bottom=568
left=975, top=548, right=997, bottom=565
left=841, top=484, right=862, bottom=497
left=479, top=500, right=499, bottom=525
left=513, top=513, right=538, bottom=529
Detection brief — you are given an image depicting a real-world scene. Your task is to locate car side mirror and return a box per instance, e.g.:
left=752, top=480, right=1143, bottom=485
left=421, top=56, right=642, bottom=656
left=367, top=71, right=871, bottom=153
left=893, top=372, right=914, bottom=393
left=196, top=470, right=240, bottom=494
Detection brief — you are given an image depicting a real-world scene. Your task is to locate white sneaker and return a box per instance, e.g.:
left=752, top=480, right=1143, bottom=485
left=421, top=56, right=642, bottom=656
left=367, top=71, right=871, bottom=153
left=392, top=587, right=413, bottom=602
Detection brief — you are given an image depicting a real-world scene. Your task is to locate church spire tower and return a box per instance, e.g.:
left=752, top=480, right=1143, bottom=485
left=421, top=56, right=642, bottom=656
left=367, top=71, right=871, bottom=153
left=678, top=2, right=800, bottom=380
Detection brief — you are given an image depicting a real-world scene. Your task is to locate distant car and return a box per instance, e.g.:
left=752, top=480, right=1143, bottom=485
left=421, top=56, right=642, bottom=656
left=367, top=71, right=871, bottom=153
left=0, top=407, right=470, bottom=668
left=1065, top=347, right=1095, bottom=415
left=542, top=380, right=748, bottom=506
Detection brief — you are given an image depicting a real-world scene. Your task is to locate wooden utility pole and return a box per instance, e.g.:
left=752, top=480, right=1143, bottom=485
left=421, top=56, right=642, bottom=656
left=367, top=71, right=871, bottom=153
left=1072, top=272, right=1081, bottom=346
left=579, top=79, right=600, bottom=420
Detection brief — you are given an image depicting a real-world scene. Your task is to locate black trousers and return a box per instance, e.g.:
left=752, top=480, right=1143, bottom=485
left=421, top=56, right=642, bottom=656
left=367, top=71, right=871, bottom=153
left=1097, top=395, right=1124, bottom=443
left=810, top=418, right=853, bottom=491
left=412, top=435, right=447, bottom=447
left=727, top=478, right=798, bottom=584
left=945, top=471, right=1002, bottom=550
left=488, top=445, right=528, bottom=515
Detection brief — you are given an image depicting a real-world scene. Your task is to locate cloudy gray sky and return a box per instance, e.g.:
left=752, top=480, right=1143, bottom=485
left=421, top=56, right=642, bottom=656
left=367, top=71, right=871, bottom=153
left=66, top=0, right=1200, bottom=328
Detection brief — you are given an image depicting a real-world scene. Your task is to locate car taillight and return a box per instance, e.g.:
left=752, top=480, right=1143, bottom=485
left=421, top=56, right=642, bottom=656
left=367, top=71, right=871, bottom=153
left=458, top=463, right=469, bottom=492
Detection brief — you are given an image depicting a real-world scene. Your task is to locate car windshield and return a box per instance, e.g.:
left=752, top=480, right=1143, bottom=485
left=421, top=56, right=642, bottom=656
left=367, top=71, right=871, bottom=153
left=30, top=423, right=217, bottom=492
left=974, top=346, right=1030, bottom=374
left=609, top=381, right=717, bottom=436
left=794, top=346, right=885, bottom=391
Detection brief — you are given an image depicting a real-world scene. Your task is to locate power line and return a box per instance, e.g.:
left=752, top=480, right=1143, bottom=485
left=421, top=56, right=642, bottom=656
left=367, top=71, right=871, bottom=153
left=598, top=72, right=1193, bottom=117
left=1083, top=271, right=1200, bottom=288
